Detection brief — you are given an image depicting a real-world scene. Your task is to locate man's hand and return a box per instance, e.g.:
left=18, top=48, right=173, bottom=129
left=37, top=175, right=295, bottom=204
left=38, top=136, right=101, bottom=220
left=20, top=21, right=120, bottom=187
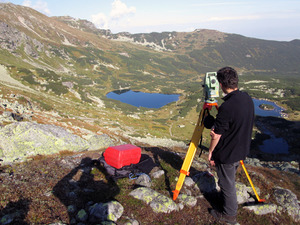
left=208, top=129, right=221, bottom=167
left=208, top=151, right=215, bottom=166
left=210, top=129, right=217, bottom=139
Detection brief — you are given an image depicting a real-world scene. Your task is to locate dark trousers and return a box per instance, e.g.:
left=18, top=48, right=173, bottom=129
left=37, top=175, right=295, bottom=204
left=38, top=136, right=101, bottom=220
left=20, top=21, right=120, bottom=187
left=216, top=161, right=240, bottom=216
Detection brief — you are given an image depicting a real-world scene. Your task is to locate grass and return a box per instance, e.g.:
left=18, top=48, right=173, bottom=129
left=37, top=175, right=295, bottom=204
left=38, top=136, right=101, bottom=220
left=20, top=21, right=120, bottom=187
left=0, top=147, right=299, bottom=225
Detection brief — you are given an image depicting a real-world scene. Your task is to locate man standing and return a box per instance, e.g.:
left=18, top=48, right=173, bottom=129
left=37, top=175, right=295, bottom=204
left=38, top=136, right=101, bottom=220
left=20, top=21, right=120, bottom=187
left=208, top=67, right=255, bottom=224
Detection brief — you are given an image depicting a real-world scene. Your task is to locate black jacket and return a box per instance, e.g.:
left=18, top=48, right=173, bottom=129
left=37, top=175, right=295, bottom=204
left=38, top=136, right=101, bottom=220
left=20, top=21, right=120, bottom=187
left=212, top=90, right=254, bottom=164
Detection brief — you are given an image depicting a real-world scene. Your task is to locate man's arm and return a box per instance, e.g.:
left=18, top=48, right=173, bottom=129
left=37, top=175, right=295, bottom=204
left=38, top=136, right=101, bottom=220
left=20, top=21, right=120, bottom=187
left=208, top=130, right=221, bottom=166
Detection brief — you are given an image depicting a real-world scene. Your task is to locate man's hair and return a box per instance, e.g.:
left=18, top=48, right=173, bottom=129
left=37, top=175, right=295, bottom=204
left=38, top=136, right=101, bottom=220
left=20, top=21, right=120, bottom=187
left=217, top=67, right=238, bottom=89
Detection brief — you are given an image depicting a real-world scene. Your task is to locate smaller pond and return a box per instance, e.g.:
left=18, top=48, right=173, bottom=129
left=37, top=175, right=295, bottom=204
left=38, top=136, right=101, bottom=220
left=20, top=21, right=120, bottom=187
left=106, top=90, right=180, bottom=108
left=256, top=121, right=289, bottom=154
left=253, top=98, right=285, bottom=117
left=253, top=99, right=289, bottom=154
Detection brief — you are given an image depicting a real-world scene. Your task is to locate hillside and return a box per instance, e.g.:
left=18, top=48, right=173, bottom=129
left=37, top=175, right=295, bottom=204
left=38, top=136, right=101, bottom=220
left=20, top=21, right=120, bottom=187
left=0, top=2, right=300, bottom=225
left=0, top=2, right=299, bottom=150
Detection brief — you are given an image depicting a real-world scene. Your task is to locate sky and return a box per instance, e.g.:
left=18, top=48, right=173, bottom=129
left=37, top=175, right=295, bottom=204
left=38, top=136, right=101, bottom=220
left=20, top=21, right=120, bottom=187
left=1, top=0, right=300, bottom=41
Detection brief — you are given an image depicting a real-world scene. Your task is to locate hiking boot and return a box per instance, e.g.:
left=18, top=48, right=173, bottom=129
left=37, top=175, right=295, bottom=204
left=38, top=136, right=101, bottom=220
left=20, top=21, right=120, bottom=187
left=209, top=209, right=237, bottom=224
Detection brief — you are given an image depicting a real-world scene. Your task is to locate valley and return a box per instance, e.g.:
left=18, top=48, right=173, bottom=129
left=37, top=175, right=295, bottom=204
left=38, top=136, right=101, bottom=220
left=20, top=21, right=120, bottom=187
left=0, top=3, right=300, bottom=225
left=0, top=2, right=299, bottom=155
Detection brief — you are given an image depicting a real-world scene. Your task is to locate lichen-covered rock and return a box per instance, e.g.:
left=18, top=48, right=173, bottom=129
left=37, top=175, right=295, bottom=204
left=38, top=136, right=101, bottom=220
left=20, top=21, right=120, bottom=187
left=123, top=217, right=140, bottom=225
left=274, top=187, right=300, bottom=222
left=0, top=214, right=14, bottom=225
left=243, top=203, right=278, bottom=215
left=86, top=134, right=114, bottom=151
left=89, top=201, right=124, bottom=222
left=0, top=122, right=89, bottom=163
left=129, top=187, right=178, bottom=213
left=177, top=194, right=197, bottom=207
left=129, top=187, right=160, bottom=204
left=76, top=209, right=88, bottom=222
left=235, top=182, right=256, bottom=204
left=149, top=194, right=177, bottom=213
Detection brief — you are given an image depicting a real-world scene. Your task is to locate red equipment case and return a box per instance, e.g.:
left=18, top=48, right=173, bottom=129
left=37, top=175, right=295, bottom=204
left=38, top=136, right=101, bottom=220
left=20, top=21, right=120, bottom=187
left=103, top=144, right=141, bottom=169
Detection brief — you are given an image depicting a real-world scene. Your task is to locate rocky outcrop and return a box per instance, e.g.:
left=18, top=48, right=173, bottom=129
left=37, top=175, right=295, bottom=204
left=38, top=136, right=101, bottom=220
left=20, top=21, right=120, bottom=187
left=0, top=22, right=43, bottom=58
left=0, top=122, right=114, bottom=164
left=274, top=187, right=300, bottom=222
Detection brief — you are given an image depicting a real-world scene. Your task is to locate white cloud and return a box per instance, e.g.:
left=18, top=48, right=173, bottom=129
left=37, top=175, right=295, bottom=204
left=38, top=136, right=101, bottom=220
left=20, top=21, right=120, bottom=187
left=110, top=0, right=136, bottom=19
left=91, top=12, right=109, bottom=29
left=91, top=0, right=136, bottom=31
left=22, top=0, right=51, bottom=15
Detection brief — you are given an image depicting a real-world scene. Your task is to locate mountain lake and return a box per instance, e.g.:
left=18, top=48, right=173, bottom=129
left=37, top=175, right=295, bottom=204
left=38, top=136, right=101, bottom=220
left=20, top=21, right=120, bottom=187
left=106, top=90, right=180, bottom=108
left=106, top=91, right=288, bottom=154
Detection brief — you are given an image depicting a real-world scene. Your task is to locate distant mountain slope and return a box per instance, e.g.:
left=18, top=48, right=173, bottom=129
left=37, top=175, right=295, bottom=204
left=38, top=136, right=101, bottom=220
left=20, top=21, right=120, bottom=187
left=53, top=5, right=300, bottom=75
left=1, top=2, right=300, bottom=76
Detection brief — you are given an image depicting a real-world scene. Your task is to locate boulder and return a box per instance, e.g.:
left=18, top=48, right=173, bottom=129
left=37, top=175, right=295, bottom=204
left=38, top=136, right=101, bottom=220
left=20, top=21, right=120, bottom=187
left=177, top=194, right=197, bottom=207
left=192, top=171, right=219, bottom=193
left=89, top=201, right=124, bottom=222
left=135, top=174, right=152, bottom=187
left=149, top=194, right=178, bottom=213
left=0, top=122, right=89, bottom=163
left=273, top=187, right=300, bottom=222
left=243, top=203, right=278, bottom=215
left=235, top=182, right=257, bottom=204
left=129, top=187, right=177, bottom=213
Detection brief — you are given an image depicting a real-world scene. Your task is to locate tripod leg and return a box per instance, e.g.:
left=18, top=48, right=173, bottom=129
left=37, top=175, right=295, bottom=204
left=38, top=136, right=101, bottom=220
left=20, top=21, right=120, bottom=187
left=240, top=160, right=265, bottom=202
left=173, top=108, right=207, bottom=200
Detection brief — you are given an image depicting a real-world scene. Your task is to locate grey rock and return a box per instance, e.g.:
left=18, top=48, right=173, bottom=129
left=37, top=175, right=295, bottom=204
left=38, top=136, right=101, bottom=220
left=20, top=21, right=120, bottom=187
left=76, top=209, right=88, bottom=222
left=149, top=194, right=178, bottom=213
left=0, top=214, right=14, bottom=225
left=67, top=205, right=77, bottom=214
left=274, top=187, right=300, bottom=222
left=184, top=177, right=195, bottom=187
left=0, top=122, right=89, bottom=163
left=86, top=134, right=114, bottom=151
left=235, top=182, right=256, bottom=204
left=129, top=187, right=178, bottom=213
left=129, top=187, right=160, bottom=204
left=135, top=174, right=151, bottom=187
left=177, top=194, right=197, bottom=207
left=192, top=171, right=219, bottom=193
left=151, top=169, right=164, bottom=179
left=243, top=203, right=278, bottom=215
left=89, top=201, right=124, bottom=222
left=123, top=217, right=140, bottom=225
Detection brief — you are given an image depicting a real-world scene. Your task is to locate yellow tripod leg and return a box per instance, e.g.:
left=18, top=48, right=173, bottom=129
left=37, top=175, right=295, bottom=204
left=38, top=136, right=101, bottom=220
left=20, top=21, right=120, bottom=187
left=173, top=108, right=206, bottom=200
left=240, top=160, right=265, bottom=202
